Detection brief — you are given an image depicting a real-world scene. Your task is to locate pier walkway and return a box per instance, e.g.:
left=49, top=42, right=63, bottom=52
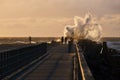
left=16, top=44, right=74, bottom=80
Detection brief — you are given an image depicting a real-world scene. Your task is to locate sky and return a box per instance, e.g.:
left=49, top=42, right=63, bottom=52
left=0, top=0, right=120, bottom=37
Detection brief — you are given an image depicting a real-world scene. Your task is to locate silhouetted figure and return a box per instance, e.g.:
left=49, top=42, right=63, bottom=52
left=102, top=42, right=109, bottom=61
left=65, top=37, right=67, bottom=44
left=68, top=38, right=73, bottom=53
left=61, top=36, right=64, bottom=44
left=29, top=36, right=32, bottom=44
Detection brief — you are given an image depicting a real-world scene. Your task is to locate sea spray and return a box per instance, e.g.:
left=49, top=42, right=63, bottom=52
left=64, top=13, right=102, bottom=41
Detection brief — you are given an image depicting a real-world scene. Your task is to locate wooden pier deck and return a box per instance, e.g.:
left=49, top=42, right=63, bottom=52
left=16, top=44, right=74, bottom=80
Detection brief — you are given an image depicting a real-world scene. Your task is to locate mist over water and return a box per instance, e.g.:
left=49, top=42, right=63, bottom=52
left=64, top=13, right=102, bottom=41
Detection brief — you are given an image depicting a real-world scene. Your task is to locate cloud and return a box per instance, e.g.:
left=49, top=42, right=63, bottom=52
left=0, top=17, right=73, bottom=37
left=0, top=0, right=120, bottom=18
left=0, top=14, right=119, bottom=37
left=99, top=14, right=120, bottom=37
left=0, top=0, right=119, bottom=37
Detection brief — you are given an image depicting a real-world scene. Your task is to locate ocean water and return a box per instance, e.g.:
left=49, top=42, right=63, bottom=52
left=101, top=37, right=120, bottom=52
left=107, top=41, right=120, bottom=52
left=0, top=37, right=59, bottom=44
left=0, top=37, right=119, bottom=52
left=0, top=37, right=59, bottom=51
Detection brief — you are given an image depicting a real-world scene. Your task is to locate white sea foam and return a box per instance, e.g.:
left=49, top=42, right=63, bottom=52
left=64, top=13, right=102, bottom=41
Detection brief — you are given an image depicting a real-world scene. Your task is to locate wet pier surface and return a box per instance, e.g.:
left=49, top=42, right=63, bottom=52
left=17, top=44, right=74, bottom=80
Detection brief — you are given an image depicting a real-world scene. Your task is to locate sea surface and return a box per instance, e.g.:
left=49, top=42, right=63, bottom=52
left=102, top=37, right=120, bottom=53
left=0, top=37, right=119, bottom=52
left=0, top=37, right=59, bottom=44
left=107, top=41, right=120, bottom=52
left=0, top=37, right=59, bottom=52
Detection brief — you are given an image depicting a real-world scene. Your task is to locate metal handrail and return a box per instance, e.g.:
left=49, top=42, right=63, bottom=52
left=0, top=43, right=47, bottom=79
left=75, top=43, right=94, bottom=80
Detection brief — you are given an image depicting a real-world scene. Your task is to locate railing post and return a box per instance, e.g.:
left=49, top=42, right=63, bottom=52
left=0, top=53, right=2, bottom=79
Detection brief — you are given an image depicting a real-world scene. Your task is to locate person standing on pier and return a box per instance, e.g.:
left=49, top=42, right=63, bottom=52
left=61, top=36, right=64, bottom=44
left=65, top=37, right=68, bottom=44
left=29, top=36, right=32, bottom=44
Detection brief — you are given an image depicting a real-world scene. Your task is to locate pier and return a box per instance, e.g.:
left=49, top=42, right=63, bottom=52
left=1, top=40, right=119, bottom=80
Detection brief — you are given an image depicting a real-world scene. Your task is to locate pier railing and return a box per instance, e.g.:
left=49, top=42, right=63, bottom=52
left=0, top=43, right=47, bottom=79
left=75, top=43, right=94, bottom=80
